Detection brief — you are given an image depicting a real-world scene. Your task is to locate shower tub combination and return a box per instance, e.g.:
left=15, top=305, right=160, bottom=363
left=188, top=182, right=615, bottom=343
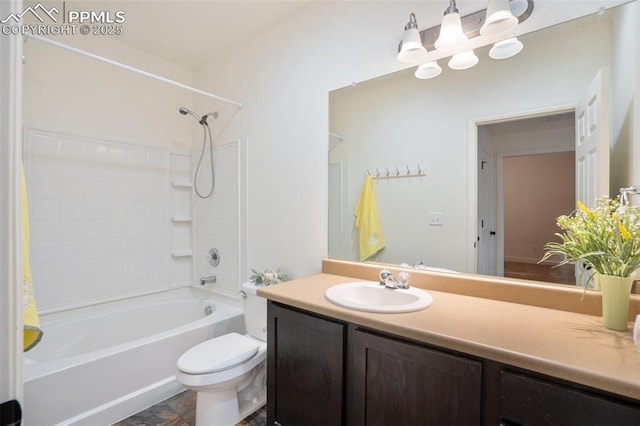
left=23, top=287, right=244, bottom=426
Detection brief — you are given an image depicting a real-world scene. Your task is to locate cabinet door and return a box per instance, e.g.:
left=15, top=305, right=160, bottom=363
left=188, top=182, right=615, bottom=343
left=347, top=327, right=482, bottom=426
left=501, top=371, right=640, bottom=425
left=267, top=302, right=345, bottom=426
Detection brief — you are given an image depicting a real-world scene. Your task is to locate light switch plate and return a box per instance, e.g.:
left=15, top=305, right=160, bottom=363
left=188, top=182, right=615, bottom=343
left=429, top=212, right=443, bottom=226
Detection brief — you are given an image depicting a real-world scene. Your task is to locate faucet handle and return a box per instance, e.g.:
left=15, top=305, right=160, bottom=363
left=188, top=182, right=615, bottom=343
left=379, top=269, right=391, bottom=286
left=396, top=271, right=410, bottom=289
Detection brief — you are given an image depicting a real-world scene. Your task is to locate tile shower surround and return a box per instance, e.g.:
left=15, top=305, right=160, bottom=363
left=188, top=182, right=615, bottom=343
left=25, top=129, right=241, bottom=311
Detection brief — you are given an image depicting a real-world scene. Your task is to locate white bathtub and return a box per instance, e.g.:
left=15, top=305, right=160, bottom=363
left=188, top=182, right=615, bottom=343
left=23, top=287, right=245, bottom=426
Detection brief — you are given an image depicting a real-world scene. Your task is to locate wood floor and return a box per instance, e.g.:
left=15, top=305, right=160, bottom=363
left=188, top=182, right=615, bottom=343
left=503, top=261, right=576, bottom=285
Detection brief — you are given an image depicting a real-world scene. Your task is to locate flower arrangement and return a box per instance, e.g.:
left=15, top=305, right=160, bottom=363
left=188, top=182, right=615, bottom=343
left=250, top=268, right=289, bottom=286
left=540, top=197, right=640, bottom=278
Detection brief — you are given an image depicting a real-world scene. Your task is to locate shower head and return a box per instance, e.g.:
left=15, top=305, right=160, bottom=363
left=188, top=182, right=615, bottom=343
left=179, top=107, right=201, bottom=122
left=179, top=107, right=219, bottom=125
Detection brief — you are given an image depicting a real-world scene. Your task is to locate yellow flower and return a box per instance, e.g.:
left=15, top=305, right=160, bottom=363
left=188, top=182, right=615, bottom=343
left=618, top=219, right=631, bottom=240
left=577, top=201, right=595, bottom=218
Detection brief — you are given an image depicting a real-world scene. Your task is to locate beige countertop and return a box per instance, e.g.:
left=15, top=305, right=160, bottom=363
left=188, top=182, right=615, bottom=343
left=258, top=262, right=640, bottom=401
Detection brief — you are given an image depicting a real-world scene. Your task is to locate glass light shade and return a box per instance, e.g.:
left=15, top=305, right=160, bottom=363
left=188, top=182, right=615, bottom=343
left=414, top=61, right=442, bottom=79
left=489, top=37, right=523, bottom=59
left=397, top=27, right=428, bottom=63
left=448, top=50, right=479, bottom=70
left=434, top=12, right=468, bottom=51
left=480, top=0, right=518, bottom=36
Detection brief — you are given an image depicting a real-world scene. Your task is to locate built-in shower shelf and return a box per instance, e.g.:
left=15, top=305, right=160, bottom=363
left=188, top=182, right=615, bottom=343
left=171, top=250, right=193, bottom=258
left=171, top=180, right=193, bottom=189
left=171, top=216, right=193, bottom=223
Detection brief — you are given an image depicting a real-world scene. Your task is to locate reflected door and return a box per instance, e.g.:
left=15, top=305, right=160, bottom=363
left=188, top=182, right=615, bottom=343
left=477, top=148, right=496, bottom=275
left=575, top=67, right=611, bottom=286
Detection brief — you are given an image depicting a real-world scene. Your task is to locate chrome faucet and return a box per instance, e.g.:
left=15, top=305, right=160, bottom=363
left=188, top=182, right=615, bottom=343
left=200, top=274, right=217, bottom=285
left=380, top=269, right=410, bottom=289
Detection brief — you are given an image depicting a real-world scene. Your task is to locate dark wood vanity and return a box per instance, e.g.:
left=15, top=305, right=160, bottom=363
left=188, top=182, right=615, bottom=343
left=267, top=302, right=640, bottom=426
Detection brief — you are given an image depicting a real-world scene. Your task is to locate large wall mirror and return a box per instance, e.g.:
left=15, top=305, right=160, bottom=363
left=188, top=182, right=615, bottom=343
left=328, top=1, right=638, bottom=286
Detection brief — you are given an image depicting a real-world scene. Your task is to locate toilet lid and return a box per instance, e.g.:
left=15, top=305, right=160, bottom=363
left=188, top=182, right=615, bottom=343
left=177, top=332, right=260, bottom=374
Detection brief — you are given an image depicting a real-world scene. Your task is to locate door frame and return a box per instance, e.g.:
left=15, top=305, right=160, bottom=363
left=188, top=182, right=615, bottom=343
left=0, top=0, right=24, bottom=404
left=467, top=103, right=576, bottom=274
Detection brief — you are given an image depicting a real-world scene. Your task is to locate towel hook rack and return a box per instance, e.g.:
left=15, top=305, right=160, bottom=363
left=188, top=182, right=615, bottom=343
left=366, top=165, right=425, bottom=180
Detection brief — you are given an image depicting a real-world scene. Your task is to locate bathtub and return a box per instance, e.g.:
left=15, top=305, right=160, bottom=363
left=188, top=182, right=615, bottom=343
left=23, top=287, right=245, bottom=426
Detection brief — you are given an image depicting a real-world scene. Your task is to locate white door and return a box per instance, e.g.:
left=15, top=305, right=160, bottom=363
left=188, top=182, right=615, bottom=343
left=575, top=68, right=610, bottom=208
left=477, top=148, right=496, bottom=275
left=575, top=68, right=611, bottom=286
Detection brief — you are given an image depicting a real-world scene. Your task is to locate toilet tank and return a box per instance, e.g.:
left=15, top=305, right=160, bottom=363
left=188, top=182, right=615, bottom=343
left=241, top=281, right=267, bottom=341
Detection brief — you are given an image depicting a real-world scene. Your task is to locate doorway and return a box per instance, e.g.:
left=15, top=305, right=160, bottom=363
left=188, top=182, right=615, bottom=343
left=476, top=111, right=577, bottom=284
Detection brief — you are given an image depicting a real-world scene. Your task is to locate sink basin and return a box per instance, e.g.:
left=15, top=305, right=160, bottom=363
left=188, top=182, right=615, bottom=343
left=325, top=281, right=433, bottom=313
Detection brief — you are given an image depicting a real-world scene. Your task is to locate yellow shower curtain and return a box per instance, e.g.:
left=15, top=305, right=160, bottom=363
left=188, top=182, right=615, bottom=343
left=21, top=163, right=42, bottom=352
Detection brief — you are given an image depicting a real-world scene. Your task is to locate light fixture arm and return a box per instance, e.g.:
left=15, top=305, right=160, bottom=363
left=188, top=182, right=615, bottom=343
left=405, top=12, right=419, bottom=31
left=444, top=0, right=459, bottom=15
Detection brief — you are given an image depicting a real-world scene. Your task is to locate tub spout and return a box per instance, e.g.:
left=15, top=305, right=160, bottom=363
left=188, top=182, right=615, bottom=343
left=200, top=275, right=217, bottom=285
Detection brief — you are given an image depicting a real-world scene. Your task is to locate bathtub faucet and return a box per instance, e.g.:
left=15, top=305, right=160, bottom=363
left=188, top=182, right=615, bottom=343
left=200, top=275, right=217, bottom=286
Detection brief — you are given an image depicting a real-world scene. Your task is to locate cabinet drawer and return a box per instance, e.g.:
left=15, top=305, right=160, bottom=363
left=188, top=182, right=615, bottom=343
left=501, top=371, right=640, bottom=425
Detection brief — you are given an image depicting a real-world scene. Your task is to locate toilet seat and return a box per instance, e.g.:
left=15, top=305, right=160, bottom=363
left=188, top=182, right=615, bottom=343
left=177, top=332, right=261, bottom=374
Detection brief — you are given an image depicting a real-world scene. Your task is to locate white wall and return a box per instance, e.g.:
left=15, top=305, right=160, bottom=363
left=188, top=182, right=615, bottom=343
left=23, top=34, right=194, bottom=151
left=194, top=2, right=416, bottom=278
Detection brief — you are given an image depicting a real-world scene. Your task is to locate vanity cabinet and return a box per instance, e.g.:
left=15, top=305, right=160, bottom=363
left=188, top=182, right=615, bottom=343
left=347, top=327, right=482, bottom=426
left=267, top=302, right=481, bottom=426
left=267, top=301, right=640, bottom=426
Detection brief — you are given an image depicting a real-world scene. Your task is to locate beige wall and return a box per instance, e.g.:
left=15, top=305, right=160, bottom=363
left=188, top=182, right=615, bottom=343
left=504, top=152, right=575, bottom=264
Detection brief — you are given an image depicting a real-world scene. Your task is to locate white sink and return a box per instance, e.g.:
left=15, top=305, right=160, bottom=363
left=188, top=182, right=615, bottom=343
left=325, top=281, right=433, bottom=313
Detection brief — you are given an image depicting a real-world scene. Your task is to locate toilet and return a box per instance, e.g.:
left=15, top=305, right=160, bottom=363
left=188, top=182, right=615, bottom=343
left=176, top=281, right=267, bottom=426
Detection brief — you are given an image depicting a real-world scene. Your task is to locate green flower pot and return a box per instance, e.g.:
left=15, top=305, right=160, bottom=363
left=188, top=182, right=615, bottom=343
left=596, top=273, right=634, bottom=331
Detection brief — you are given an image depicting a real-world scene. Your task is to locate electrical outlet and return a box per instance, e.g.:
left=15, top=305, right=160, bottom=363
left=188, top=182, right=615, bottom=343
left=429, top=212, right=443, bottom=226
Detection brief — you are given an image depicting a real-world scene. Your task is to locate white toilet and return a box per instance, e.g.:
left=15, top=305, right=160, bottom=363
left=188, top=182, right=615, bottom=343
left=176, top=281, right=267, bottom=426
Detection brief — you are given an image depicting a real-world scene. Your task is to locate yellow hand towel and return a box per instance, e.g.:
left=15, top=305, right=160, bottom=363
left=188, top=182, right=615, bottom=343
left=21, top=163, right=43, bottom=352
left=354, top=175, right=385, bottom=261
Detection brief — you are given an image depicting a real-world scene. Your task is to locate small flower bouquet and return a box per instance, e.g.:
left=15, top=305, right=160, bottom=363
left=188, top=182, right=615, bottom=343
left=250, top=268, right=289, bottom=287
left=540, top=197, right=640, bottom=278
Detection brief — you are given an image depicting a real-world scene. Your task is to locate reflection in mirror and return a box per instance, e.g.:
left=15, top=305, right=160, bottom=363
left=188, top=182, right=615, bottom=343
left=328, top=1, right=638, bottom=287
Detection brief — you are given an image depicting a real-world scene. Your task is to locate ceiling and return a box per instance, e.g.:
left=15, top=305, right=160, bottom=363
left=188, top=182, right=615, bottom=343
left=31, top=0, right=315, bottom=69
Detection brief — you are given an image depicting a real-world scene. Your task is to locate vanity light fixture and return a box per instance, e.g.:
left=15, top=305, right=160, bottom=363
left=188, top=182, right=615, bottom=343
left=480, top=0, right=519, bottom=35
left=396, top=0, right=534, bottom=79
left=397, top=13, right=429, bottom=63
left=489, top=37, right=523, bottom=59
left=448, top=50, right=479, bottom=70
left=434, top=0, right=468, bottom=52
left=415, top=61, right=443, bottom=79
